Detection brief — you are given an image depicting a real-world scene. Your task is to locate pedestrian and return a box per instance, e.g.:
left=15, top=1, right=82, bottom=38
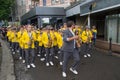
left=91, top=25, right=97, bottom=46
left=62, top=21, right=80, bottom=77
left=22, top=25, right=36, bottom=69
left=42, top=26, right=54, bottom=66
left=81, top=26, right=93, bottom=58
left=56, top=30, right=63, bottom=65
left=17, top=26, right=24, bottom=60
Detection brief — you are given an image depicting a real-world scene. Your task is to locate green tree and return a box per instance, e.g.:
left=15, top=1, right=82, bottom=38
left=0, top=0, right=14, bottom=20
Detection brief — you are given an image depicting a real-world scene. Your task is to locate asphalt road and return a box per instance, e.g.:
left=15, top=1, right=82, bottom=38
left=13, top=48, right=120, bottom=80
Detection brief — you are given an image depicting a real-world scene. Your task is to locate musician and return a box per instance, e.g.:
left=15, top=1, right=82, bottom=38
left=42, top=26, right=54, bottom=66
left=73, top=25, right=82, bottom=35
left=6, top=28, right=12, bottom=48
left=91, top=26, right=97, bottom=46
left=17, top=26, right=24, bottom=60
left=10, top=28, right=18, bottom=54
left=56, top=30, right=63, bottom=65
left=21, top=25, right=36, bottom=68
left=81, top=26, right=93, bottom=58
left=37, top=29, right=45, bottom=61
left=62, top=21, right=80, bottom=77
left=50, top=28, right=58, bottom=59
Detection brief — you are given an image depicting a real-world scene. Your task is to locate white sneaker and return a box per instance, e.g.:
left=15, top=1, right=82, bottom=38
left=87, top=54, right=91, bottom=57
left=27, top=65, right=30, bottom=69
left=60, top=62, right=63, bottom=65
left=22, top=60, right=25, bottom=63
left=17, top=50, right=19, bottom=53
left=58, top=51, right=61, bottom=54
left=46, top=63, right=49, bottom=66
left=44, top=54, right=46, bottom=56
left=49, top=61, right=54, bottom=66
left=30, top=63, right=36, bottom=68
left=13, top=52, right=15, bottom=54
left=54, top=56, right=58, bottom=59
left=37, top=54, right=40, bottom=57
left=12, top=49, right=14, bottom=51
left=70, top=68, right=78, bottom=75
left=40, top=58, right=45, bottom=61
left=84, top=55, right=87, bottom=58
left=62, top=72, right=67, bottom=77
left=19, top=57, right=22, bottom=60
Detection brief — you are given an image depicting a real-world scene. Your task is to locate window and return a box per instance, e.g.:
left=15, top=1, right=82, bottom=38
left=43, top=0, right=46, bottom=6
left=60, top=0, right=64, bottom=4
left=51, top=0, right=59, bottom=5
left=118, top=14, right=120, bottom=43
left=51, top=0, right=56, bottom=5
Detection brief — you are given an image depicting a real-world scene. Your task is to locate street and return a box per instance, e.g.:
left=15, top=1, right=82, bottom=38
left=13, top=48, right=120, bottom=80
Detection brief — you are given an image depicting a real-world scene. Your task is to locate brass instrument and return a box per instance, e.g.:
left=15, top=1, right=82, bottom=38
left=86, top=31, right=91, bottom=43
left=75, top=30, right=82, bottom=48
left=47, top=33, right=52, bottom=48
left=29, top=38, right=33, bottom=47
left=28, top=32, right=33, bottom=47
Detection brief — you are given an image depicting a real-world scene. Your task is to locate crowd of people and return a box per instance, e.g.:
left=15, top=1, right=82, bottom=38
left=6, top=21, right=97, bottom=77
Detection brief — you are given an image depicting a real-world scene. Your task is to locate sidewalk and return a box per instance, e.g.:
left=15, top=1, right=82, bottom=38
left=0, top=39, right=15, bottom=80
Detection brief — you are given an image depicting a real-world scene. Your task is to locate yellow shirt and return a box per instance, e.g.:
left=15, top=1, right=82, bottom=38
left=10, top=32, right=18, bottom=42
left=52, top=31, right=58, bottom=46
left=37, top=33, right=43, bottom=46
left=81, top=30, right=93, bottom=43
left=17, top=31, right=24, bottom=48
left=21, top=31, right=36, bottom=49
left=56, top=33, right=63, bottom=49
left=7, top=30, right=12, bottom=41
left=42, top=31, right=54, bottom=48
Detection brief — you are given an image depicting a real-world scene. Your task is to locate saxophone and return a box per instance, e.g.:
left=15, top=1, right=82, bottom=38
left=75, top=30, right=81, bottom=48
left=28, top=33, right=33, bottom=48
left=86, top=31, right=91, bottom=43
left=47, top=33, right=52, bottom=48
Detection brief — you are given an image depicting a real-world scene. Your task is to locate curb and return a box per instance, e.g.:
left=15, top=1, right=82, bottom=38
left=0, top=39, right=16, bottom=80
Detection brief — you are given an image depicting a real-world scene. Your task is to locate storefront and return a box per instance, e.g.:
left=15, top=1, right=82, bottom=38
left=21, top=7, right=66, bottom=28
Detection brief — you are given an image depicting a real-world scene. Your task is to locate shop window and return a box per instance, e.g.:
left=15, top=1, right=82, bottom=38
left=106, top=15, right=118, bottom=43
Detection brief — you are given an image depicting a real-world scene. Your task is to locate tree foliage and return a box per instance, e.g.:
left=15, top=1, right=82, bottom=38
left=0, top=0, right=14, bottom=20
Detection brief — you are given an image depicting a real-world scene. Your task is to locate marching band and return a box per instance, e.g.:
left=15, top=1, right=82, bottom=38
left=6, top=21, right=97, bottom=77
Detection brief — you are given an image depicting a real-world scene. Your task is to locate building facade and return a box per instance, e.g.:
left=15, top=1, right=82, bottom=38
left=14, top=0, right=81, bottom=21
left=65, top=0, right=120, bottom=52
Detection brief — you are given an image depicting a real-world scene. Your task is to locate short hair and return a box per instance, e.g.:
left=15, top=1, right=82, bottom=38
left=67, top=21, right=74, bottom=28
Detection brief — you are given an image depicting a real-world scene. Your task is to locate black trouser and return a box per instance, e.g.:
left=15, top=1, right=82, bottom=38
left=82, top=43, right=92, bottom=55
left=58, top=49, right=63, bottom=62
left=24, top=48, right=35, bottom=65
left=9, top=41, right=12, bottom=48
left=45, top=47, right=54, bottom=63
left=38, top=46, right=45, bottom=58
left=63, top=48, right=80, bottom=72
left=19, top=48, right=25, bottom=59
left=11, top=42, right=17, bottom=52
left=53, top=46, right=58, bottom=55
